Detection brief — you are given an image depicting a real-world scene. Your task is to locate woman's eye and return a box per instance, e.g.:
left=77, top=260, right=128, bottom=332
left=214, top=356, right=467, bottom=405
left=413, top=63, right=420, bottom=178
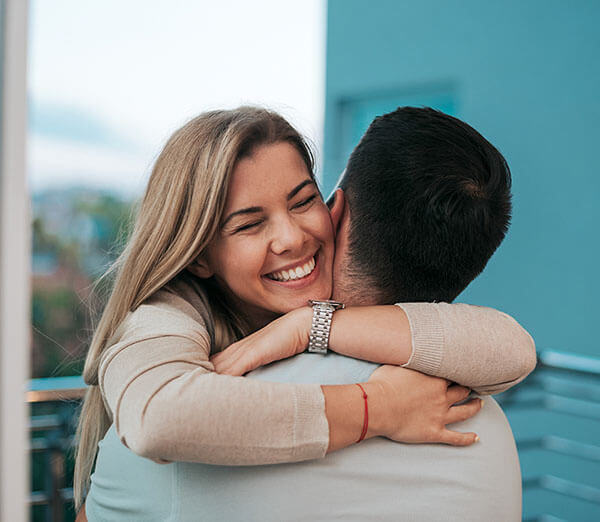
left=293, top=194, right=316, bottom=209
left=235, top=221, right=262, bottom=233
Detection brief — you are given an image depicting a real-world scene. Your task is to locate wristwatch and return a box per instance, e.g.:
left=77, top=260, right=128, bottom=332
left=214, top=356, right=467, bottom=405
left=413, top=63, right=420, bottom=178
left=307, top=299, right=345, bottom=354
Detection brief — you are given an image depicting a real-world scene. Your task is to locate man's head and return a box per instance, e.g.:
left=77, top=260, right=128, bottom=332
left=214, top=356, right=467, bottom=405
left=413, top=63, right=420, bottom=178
left=329, top=107, right=512, bottom=304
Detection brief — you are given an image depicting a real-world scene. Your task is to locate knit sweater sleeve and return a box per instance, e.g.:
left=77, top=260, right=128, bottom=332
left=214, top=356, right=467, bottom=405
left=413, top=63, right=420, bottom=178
left=98, top=299, right=328, bottom=465
left=396, top=303, right=537, bottom=395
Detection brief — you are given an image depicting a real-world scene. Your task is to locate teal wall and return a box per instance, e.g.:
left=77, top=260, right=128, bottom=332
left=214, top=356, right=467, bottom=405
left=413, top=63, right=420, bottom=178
left=323, top=0, right=600, bottom=358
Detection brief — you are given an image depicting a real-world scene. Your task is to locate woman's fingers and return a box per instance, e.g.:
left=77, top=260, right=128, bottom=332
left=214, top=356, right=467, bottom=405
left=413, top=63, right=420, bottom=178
left=211, top=348, right=244, bottom=375
left=446, top=398, right=483, bottom=424
left=427, top=399, right=482, bottom=446
left=214, top=356, right=247, bottom=376
left=438, top=429, right=479, bottom=446
left=213, top=342, right=263, bottom=376
left=446, top=384, right=471, bottom=405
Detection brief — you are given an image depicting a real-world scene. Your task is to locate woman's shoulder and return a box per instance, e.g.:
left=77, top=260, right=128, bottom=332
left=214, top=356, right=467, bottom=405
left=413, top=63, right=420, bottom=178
left=111, top=273, right=214, bottom=348
left=98, top=275, right=216, bottom=410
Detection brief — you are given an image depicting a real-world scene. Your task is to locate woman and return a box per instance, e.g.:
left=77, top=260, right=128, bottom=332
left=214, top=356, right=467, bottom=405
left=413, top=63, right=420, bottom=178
left=76, top=107, right=533, bottom=519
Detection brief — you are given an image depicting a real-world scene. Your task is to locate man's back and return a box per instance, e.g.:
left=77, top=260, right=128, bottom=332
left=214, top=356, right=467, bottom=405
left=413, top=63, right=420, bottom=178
left=86, top=353, right=521, bottom=521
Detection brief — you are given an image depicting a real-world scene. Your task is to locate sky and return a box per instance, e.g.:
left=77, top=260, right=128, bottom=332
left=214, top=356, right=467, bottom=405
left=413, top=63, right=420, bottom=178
left=27, top=0, right=325, bottom=196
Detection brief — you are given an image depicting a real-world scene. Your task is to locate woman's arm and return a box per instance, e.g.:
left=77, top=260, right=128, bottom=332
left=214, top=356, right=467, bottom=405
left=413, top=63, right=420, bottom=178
left=101, top=309, right=480, bottom=466
left=212, top=303, right=537, bottom=395
left=330, top=303, right=537, bottom=394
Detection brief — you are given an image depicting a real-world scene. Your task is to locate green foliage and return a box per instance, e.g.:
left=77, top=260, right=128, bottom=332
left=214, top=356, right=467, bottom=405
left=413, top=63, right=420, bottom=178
left=73, top=191, right=134, bottom=259
left=31, top=188, right=134, bottom=378
left=31, top=286, right=89, bottom=378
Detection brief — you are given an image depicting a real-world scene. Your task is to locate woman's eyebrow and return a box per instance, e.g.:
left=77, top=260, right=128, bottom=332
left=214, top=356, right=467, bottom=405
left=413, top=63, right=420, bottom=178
left=287, top=179, right=315, bottom=201
left=221, top=206, right=262, bottom=228
left=221, top=179, right=315, bottom=228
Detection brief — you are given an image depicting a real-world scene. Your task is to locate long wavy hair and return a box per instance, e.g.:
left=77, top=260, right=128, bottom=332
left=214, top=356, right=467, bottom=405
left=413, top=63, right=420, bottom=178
left=73, top=106, right=315, bottom=509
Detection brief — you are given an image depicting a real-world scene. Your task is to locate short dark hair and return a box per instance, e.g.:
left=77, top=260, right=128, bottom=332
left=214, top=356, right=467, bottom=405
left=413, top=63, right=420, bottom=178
left=339, top=107, right=512, bottom=303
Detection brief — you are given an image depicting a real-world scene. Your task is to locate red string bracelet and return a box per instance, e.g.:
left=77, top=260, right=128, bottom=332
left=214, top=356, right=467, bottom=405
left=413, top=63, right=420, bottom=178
left=355, top=383, right=368, bottom=443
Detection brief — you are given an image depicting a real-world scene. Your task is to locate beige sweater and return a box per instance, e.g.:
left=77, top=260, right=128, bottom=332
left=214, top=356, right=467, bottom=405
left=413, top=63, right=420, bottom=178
left=99, top=275, right=536, bottom=466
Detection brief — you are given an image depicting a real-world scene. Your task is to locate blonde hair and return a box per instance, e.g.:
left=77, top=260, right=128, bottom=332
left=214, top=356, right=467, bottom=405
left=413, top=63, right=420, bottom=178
left=73, top=106, right=315, bottom=509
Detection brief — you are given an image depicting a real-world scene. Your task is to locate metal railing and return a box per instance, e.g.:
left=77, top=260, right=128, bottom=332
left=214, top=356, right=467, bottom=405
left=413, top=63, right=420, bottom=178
left=29, top=351, right=600, bottom=521
left=29, top=376, right=85, bottom=522
left=496, top=350, right=600, bottom=522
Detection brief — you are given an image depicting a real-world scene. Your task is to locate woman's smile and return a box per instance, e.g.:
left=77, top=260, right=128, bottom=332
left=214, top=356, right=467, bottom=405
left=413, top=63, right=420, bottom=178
left=263, top=250, right=320, bottom=286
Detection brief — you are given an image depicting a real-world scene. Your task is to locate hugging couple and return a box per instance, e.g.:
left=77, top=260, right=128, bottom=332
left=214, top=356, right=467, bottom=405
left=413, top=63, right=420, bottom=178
left=76, top=106, right=535, bottom=521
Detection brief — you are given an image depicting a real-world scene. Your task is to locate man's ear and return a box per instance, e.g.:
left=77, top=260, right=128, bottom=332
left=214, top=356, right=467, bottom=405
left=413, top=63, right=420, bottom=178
left=187, top=257, right=214, bottom=278
left=328, top=188, right=346, bottom=232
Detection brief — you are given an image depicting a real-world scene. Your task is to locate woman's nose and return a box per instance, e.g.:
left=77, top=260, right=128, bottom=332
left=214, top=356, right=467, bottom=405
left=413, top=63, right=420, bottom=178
left=269, top=216, right=306, bottom=255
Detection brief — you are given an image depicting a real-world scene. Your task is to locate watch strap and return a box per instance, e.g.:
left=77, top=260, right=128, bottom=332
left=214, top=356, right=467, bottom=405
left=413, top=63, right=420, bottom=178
left=307, top=300, right=345, bottom=354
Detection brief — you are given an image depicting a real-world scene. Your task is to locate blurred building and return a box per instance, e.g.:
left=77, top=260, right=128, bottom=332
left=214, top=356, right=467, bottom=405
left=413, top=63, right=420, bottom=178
left=322, top=1, right=600, bottom=519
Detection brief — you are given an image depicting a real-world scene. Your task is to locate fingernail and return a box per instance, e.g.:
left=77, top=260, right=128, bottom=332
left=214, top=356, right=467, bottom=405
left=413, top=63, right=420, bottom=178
left=480, top=399, right=485, bottom=408
left=474, top=435, right=480, bottom=443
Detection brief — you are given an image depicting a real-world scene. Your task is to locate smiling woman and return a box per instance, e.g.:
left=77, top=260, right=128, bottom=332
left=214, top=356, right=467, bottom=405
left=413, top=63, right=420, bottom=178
left=189, top=142, right=335, bottom=324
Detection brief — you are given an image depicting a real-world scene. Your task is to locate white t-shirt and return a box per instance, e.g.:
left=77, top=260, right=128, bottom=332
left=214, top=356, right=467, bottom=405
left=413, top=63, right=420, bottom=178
left=87, top=353, right=522, bottom=521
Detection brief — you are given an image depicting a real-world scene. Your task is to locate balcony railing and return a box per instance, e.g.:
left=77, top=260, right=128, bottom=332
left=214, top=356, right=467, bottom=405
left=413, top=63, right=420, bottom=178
left=29, top=351, right=600, bottom=521
left=29, top=375, right=85, bottom=522
left=495, top=350, right=600, bottom=521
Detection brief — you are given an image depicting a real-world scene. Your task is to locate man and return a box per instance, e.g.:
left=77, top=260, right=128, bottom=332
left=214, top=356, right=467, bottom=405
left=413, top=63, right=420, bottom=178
left=83, top=108, right=534, bottom=521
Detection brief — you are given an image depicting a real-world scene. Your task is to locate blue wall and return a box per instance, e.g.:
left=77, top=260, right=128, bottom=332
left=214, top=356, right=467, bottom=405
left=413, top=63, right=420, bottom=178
left=323, top=0, right=600, bottom=358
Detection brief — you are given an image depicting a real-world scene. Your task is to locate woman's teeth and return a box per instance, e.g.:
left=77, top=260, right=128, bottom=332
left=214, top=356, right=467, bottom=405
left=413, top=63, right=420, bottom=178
left=267, top=257, right=316, bottom=282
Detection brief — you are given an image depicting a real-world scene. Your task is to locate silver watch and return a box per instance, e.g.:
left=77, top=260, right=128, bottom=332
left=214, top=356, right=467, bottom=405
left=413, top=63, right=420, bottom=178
left=307, top=299, right=345, bottom=354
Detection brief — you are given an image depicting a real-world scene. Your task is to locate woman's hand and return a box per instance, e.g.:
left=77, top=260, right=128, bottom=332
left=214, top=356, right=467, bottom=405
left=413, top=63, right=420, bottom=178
left=211, top=307, right=312, bottom=375
left=366, top=365, right=482, bottom=446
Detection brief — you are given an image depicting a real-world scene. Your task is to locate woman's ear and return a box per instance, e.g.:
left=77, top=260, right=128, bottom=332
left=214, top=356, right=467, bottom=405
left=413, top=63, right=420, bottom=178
left=187, top=257, right=214, bottom=278
left=328, top=188, right=346, bottom=232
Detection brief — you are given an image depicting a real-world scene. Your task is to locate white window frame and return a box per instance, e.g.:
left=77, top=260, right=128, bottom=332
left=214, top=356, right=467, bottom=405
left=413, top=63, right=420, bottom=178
left=0, top=0, right=30, bottom=520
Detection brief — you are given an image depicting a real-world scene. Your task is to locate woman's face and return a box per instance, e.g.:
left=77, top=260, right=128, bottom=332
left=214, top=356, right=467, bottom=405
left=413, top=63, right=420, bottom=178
left=201, top=141, right=335, bottom=325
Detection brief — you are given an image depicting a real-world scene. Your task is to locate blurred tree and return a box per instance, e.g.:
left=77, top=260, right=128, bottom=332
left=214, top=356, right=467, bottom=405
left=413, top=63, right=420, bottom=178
left=31, top=188, right=134, bottom=378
